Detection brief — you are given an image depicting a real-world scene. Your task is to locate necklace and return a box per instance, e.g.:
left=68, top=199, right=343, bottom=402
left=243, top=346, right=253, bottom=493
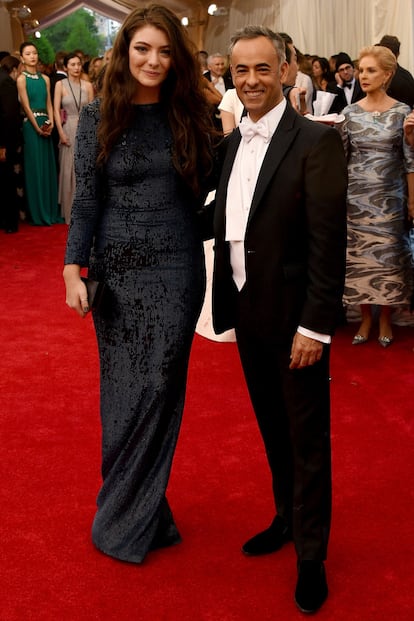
left=67, top=78, right=82, bottom=113
left=23, top=70, right=39, bottom=79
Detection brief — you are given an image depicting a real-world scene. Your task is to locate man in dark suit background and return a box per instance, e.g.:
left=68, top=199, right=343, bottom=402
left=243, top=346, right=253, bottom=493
left=49, top=51, right=67, bottom=174
left=212, top=26, right=347, bottom=614
left=327, top=52, right=363, bottom=113
left=377, top=35, right=414, bottom=107
left=0, top=54, right=22, bottom=233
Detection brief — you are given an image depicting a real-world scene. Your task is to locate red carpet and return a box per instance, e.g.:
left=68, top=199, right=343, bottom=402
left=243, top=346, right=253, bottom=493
left=1, top=223, right=414, bottom=620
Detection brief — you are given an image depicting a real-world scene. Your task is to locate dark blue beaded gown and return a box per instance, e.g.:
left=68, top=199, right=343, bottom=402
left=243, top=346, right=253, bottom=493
left=65, top=100, right=206, bottom=563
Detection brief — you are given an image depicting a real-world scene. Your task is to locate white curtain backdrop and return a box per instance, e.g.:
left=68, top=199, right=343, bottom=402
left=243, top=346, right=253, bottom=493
left=205, top=0, right=414, bottom=74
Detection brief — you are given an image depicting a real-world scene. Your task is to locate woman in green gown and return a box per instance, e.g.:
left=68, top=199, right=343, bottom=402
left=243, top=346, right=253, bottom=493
left=17, top=42, right=61, bottom=226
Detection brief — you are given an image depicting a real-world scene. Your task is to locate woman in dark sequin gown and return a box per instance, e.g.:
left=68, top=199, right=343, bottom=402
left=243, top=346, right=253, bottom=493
left=63, top=5, right=215, bottom=563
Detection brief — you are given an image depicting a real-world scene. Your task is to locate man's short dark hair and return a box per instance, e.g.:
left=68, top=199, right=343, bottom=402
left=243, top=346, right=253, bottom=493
left=229, top=26, right=286, bottom=65
left=278, top=33, right=293, bottom=64
left=378, top=35, right=400, bottom=58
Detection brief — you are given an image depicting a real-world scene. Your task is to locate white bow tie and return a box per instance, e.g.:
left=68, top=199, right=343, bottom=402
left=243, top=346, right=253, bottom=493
left=239, top=116, right=270, bottom=143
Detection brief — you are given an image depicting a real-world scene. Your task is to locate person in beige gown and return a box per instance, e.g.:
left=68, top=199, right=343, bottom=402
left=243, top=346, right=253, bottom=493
left=54, top=53, right=94, bottom=223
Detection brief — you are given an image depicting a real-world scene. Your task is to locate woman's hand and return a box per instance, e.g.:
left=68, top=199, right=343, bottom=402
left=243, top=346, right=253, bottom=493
left=59, top=132, right=71, bottom=146
left=40, top=120, right=53, bottom=136
left=404, top=112, right=414, bottom=148
left=63, top=265, right=90, bottom=317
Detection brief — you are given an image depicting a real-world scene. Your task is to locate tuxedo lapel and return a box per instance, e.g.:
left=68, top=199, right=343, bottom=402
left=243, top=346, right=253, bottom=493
left=248, top=106, right=299, bottom=222
left=215, top=106, right=300, bottom=235
left=351, top=80, right=363, bottom=103
left=214, top=130, right=242, bottom=238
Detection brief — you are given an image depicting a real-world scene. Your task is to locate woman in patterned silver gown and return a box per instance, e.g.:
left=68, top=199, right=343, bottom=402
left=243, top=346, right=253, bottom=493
left=63, top=5, right=215, bottom=563
left=341, top=45, right=414, bottom=347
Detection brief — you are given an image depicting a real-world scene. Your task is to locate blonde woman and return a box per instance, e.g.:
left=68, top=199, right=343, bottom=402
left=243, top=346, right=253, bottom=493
left=341, top=46, right=414, bottom=346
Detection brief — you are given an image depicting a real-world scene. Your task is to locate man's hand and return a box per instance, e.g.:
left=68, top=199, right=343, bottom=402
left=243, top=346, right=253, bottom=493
left=289, top=332, right=323, bottom=369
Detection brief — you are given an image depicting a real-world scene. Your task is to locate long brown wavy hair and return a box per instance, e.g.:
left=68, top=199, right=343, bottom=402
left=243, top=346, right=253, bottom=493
left=97, top=4, right=215, bottom=196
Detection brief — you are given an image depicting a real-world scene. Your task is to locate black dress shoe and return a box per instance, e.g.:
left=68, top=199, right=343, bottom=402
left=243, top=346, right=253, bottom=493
left=295, top=560, right=328, bottom=614
left=242, top=515, right=291, bottom=556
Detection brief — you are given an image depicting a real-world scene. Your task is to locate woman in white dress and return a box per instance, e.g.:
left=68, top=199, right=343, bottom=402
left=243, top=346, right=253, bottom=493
left=54, top=53, right=94, bottom=223
left=218, top=88, right=244, bottom=135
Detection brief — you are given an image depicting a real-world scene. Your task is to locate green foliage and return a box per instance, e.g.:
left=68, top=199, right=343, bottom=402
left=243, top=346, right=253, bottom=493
left=40, top=8, right=106, bottom=58
left=29, top=33, right=55, bottom=64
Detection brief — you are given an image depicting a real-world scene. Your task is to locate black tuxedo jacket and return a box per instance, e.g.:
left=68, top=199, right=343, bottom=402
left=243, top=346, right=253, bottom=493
left=387, top=64, right=414, bottom=107
left=212, top=104, right=348, bottom=344
left=49, top=70, right=66, bottom=101
left=327, top=79, right=364, bottom=113
left=204, top=70, right=233, bottom=91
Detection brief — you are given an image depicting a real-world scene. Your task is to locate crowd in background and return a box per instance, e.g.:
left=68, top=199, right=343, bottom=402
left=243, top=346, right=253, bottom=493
left=1, top=31, right=414, bottom=344
left=0, top=45, right=112, bottom=231
left=196, top=34, right=414, bottom=346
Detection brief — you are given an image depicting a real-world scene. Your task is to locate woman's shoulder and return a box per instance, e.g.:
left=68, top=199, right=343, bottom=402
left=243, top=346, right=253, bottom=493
left=342, top=102, right=361, bottom=117
left=390, top=100, right=411, bottom=116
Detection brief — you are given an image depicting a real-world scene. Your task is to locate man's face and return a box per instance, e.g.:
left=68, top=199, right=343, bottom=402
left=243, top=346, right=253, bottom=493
left=208, top=55, right=225, bottom=78
left=230, top=36, right=288, bottom=122
left=337, top=62, right=354, bottom=83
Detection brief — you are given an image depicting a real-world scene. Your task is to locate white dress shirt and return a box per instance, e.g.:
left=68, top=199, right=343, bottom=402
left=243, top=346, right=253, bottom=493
left=212, top=76, right=226, bottom=96
left=340, top=77, right=355, bottom=105
left=225, top=98, right=331, bottom=344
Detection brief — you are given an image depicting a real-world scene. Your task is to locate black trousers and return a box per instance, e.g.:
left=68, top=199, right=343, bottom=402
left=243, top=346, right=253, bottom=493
left=235, top=310, right=332, bottom=561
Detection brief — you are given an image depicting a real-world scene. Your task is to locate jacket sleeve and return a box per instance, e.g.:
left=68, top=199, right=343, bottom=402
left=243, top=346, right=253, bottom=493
left=300, top=126, right=348, bottom=334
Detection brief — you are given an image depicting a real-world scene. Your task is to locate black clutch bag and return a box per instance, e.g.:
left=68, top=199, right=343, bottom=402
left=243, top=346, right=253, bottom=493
left=81, top=277, right=107, bottom=310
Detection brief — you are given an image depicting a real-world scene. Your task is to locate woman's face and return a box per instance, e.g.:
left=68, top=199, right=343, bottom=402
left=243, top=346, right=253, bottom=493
left=21, top=45, right=38, bottom=69
left=129, top=25, right=172, bottom=101
left=312, top=61, right=322, bottom=77
left=92, top=58, right=103, bottom=73
left=358, top=54, right=391, bottom=94
left=66, top=56, right=83, bottom=79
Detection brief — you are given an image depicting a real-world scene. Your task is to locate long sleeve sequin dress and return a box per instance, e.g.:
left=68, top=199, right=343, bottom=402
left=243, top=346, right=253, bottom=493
left=65, top=100, right=206, bottom=563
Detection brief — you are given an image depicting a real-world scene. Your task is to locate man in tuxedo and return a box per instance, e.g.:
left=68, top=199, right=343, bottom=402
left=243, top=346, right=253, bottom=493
left=205, top=52, right=233, bottom=94
left=212, top=26, right=347, bottom=613
left=49, top=51, right=67, bottom=173
left=327, top=52, right=363, bottom=113
left=0, top=55, right=22, bottom=232
left=378, top=35, right=414, bottom=107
